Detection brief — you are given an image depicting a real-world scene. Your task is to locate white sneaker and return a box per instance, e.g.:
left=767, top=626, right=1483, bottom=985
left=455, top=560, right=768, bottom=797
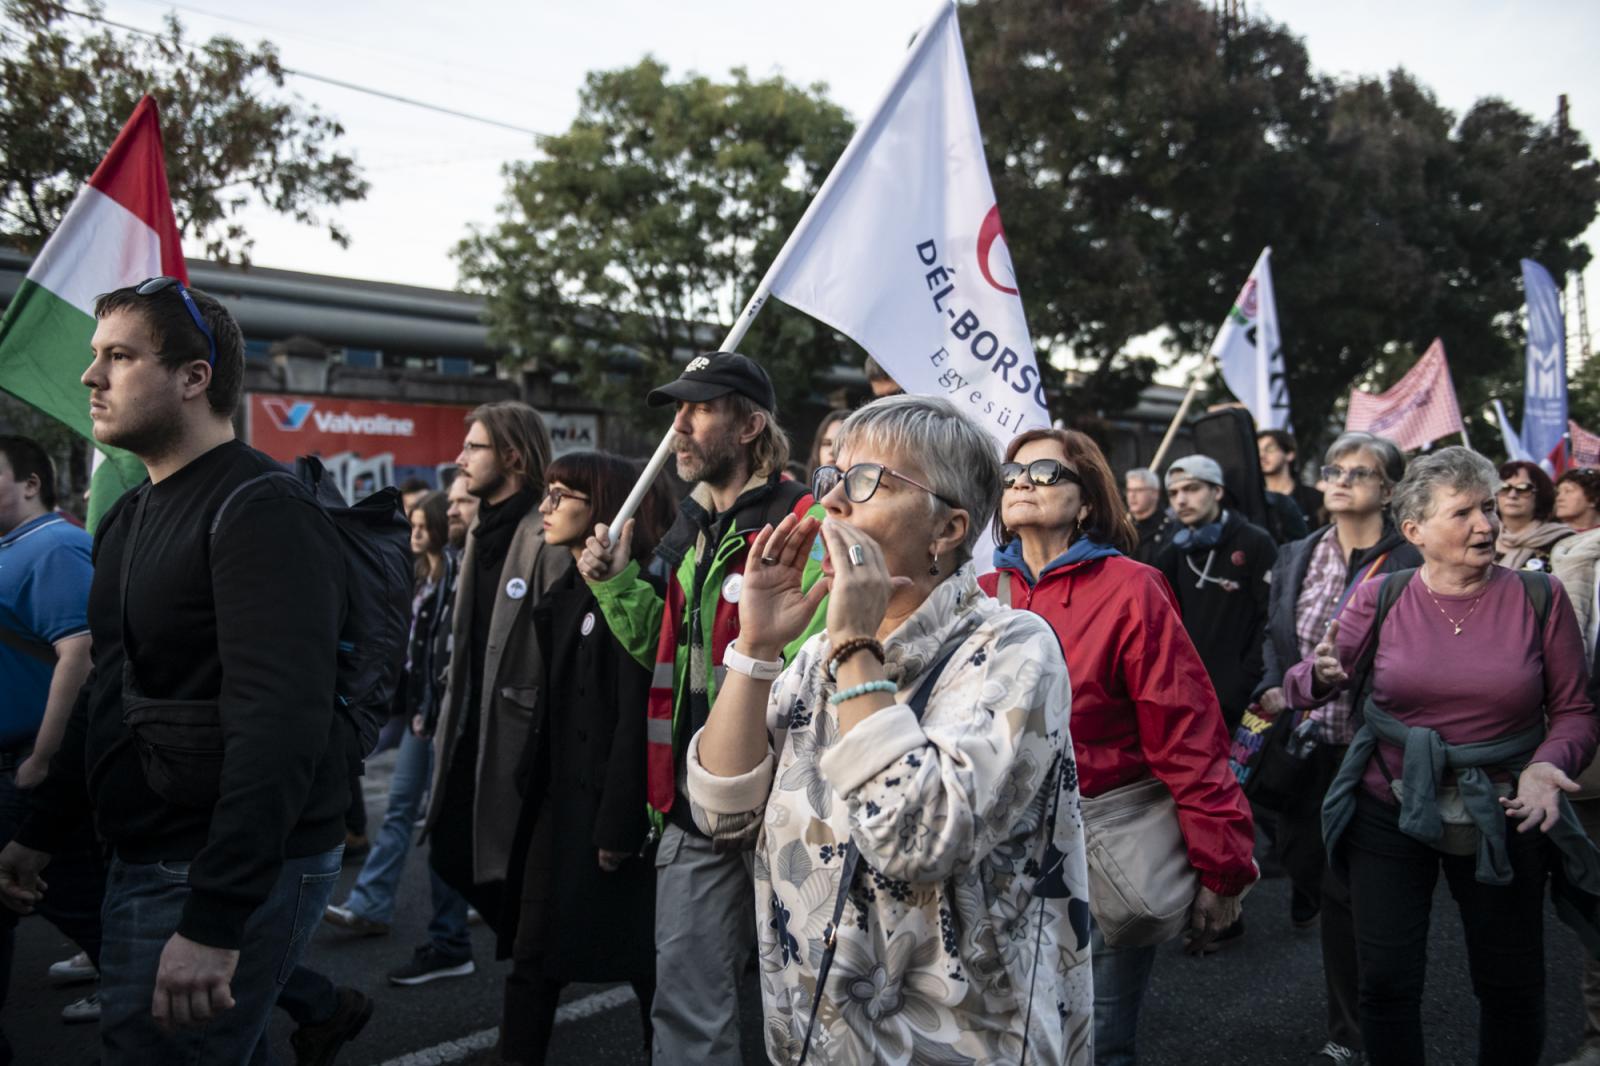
left=47, top=951, right=96, bottom=985
left=1556, top=1047, right=1600, bottom=1066
left=61, top=991, right=99, bottom=1024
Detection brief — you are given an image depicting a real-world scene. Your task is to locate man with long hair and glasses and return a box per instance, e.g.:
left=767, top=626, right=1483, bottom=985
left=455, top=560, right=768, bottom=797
left=0, top=279, right=368, bottom=1063
left=578, top=352, right=824, bottom=1064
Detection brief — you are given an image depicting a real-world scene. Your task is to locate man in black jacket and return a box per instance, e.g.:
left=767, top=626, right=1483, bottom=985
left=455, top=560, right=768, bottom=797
left=0, top=280, right=362, bottom=1063
left=1156, top=454, right=1278, bottom=731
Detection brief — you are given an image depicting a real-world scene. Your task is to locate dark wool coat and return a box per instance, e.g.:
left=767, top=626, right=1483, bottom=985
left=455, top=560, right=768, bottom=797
left=499, top=567, right=656, bottom=981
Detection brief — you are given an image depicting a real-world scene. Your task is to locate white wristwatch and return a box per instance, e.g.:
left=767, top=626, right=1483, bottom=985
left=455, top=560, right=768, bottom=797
left=723, top=644, right=785, bottom=681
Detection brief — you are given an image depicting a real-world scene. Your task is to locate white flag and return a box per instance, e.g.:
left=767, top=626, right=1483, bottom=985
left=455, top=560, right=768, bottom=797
left=762, top=1, right=1048, bottom=445
left=1210, top=247, right=1290, bottom=431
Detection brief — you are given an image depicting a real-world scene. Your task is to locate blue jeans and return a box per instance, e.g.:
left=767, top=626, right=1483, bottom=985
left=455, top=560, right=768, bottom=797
left=1091, top=924, right=1158, bottom=1066
left=98, top=847, right=342, bottom=1066
left=343, top=728, right=471, bottom=958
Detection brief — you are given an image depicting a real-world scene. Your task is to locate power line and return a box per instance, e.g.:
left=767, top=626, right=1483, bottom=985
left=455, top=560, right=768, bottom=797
left=49, top=5, right=549, bottom=139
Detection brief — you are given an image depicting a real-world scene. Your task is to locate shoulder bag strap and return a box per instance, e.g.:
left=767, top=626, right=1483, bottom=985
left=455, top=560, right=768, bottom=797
left=797, top=638, right=966, bottom=1064
left=117, top=487, right=152, bottom=668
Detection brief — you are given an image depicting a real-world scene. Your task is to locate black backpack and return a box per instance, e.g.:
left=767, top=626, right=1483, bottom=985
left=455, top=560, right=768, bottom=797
left=212, top=456, right=412, bottom=756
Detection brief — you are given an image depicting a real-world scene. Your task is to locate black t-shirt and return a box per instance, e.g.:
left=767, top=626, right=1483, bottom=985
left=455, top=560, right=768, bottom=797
left=20, top=440, right=349, bottom=949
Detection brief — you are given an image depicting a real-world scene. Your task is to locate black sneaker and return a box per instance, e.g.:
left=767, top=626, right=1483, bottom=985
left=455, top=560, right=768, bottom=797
left=290, top=986, right=374, bottom=1066
left=387, top=944, right=475, bottom=986
left=1308, top=1040, right=1362, bottom=1065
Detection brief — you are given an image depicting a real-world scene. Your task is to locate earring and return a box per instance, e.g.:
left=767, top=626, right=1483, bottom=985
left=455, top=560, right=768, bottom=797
left=928, top=551, right=940, bottom=576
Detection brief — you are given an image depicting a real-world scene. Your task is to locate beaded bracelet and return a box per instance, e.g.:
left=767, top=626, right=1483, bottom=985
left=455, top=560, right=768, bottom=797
left=824, top=637, right=886, bottom=682
left=828, top=680, right=898, bottom=706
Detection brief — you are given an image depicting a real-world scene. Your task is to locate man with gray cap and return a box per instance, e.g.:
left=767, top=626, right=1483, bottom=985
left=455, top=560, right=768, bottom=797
left=1155, top=455, right=1277, bottom=733
left=579, top=351, right=826, bottom=1064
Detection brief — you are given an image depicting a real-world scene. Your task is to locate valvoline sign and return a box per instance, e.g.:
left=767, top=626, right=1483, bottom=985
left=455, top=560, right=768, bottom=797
left=248, top=393, right=473, bottom=472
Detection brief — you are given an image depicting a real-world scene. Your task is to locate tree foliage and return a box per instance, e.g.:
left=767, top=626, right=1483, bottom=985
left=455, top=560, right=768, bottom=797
left=455, top=58, right=857, bottom=422
left=0, top=0, right=367, bottom=262
left=963, top=0, right=1599, bottom=449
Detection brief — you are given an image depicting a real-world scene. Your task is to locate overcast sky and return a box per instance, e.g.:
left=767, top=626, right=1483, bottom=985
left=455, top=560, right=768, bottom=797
left=95, top=0, right=1600, bottom=345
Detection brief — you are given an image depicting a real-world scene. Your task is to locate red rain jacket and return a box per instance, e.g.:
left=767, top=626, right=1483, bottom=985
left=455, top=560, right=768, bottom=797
left=981, top=554, right=1257, bottom=896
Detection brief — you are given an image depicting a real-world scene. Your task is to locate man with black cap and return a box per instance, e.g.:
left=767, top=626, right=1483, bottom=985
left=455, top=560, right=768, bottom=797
left=580, top=351, right=825, bottom=1065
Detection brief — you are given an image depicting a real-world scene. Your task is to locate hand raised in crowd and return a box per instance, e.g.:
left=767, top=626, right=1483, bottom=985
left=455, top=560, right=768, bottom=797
left=737, top=514, right=828, bottom=658
left=1312, top=618, right=1348, bottom=688
left=1183, top=886, right=1243, bottom=955
left=818, top=519, right=911, bottom=643
left=151, top=932, right=239, bottom=1032
left=1502, top=761, right=1581, bottom=834
left=597, top=848, right=629, bottom=872
left=0, top=841, right=50, bottom=915
left=578, top=519, right=634, bottom=584
left=1258, top=687, right=1287, bottom=718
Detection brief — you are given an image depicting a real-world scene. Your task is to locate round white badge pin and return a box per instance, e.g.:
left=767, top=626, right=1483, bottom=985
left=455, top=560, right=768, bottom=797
left=722, top=573, right=743, bottom=603
left=505, top=577, right=528, bottom=600
left=581, top=611, right=596, bottom=636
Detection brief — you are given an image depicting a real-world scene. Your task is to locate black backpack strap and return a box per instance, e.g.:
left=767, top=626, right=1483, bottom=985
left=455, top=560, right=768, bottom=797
left=118, top=486, right=153, bottom=664
left=0, top=624, right=58, bottom=666
left=1515, top=569, right=1552, bottom=635
left=797, top=637, right=966, bottom=1065
left=1348, top=567, right=1415, bottom=712
left=208, top=469, right=303, bottom=540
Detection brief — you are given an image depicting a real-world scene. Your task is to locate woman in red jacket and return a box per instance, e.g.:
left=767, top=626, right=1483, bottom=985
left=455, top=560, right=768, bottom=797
left=979, top=428, right=1256, bottom=1066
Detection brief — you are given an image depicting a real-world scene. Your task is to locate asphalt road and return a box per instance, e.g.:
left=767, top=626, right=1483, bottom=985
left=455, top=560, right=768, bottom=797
left=5, top=749, right=1592, bottom=1065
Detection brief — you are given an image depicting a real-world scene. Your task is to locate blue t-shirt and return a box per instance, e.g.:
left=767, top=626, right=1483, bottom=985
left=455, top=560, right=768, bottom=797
left=0, top=514, right=92, bottom=747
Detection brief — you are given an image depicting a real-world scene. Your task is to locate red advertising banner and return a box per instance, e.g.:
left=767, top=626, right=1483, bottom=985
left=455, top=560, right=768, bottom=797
left=247, top=393, right=472, bottom=498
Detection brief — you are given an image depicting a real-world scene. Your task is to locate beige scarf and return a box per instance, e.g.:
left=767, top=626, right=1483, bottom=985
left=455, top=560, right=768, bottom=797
left=1495, top=520, right=1572, bottom=571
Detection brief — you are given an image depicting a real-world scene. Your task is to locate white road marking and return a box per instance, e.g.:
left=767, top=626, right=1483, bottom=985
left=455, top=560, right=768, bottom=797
left=374, top=984, right=638, bottom=1066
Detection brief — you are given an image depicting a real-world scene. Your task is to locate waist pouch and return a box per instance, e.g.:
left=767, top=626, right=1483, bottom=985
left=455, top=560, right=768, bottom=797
left=1387, top=778, right=1514, bottom=857
left=120, top=661, right=224, bottom=809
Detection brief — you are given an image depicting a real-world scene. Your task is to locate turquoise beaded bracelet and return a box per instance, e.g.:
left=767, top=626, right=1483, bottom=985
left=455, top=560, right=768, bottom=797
left=828, top=680, right=898, bottom=706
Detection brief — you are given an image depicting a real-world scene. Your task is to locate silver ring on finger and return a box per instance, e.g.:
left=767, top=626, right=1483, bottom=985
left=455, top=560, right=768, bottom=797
left=761, top=555, right=778, bottom=566
left=848, top=543, right=866, bottom=567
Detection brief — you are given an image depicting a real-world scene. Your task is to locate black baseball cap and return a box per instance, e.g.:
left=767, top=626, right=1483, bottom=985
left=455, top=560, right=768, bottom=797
left=646, top=351, right=776, bottom=413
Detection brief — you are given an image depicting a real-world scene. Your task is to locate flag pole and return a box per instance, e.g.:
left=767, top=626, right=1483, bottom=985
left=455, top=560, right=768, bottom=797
left=1151, top=354, right=1215, bottom=471
left=601, top=1, right=958, bottom=540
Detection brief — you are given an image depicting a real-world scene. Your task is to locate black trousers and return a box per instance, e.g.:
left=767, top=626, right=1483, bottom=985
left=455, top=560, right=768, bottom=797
left=1276, top=742, right=1360, bottom=1050
left=500, top=962, right=653, bottom=1064
left=1343, top=794, right=1547, bottom=1066
left=427, top=743, right=503, bottom=930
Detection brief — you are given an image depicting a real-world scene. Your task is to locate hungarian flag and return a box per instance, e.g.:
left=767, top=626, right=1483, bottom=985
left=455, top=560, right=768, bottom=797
left=0, top=95, right=185, bottom=528
left=761, top=1, right=1049, bottom=446
left=1345, top=338, right=1465, bottom=452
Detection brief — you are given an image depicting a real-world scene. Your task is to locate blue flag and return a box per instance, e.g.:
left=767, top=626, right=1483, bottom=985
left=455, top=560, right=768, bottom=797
left=1520, top=259, right=1568, bottom=466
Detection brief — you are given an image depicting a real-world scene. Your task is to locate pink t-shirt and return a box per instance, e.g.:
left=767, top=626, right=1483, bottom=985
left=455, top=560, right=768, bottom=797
left=1282, top=566, right=1597, bottom=802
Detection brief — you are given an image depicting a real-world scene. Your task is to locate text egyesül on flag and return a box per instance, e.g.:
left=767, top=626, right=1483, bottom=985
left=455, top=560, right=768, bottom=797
left=0, top=95, right=187, bottom=528
left=1344, top=338, right=1464, bottom=452
left=762, top=1, right=1049, bottom=447
left=1210, top=247, right=1290, bottom=432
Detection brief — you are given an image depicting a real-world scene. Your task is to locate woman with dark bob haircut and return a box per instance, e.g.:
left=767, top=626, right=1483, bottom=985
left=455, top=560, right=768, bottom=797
left=498, top=451, right=673, bottom=1063
left=1495, top=460, right=1570, bottom=572
left=982, top=427, right=1256, bottom=1066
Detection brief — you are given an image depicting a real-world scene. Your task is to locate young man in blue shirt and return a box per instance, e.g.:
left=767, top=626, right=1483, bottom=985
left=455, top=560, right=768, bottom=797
left=0, top=434, right=103, bottom=1063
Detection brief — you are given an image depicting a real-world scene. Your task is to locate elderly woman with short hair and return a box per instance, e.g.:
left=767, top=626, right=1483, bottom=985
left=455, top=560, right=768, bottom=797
left=687, top=395, right=1093, bottom=1065
left=1282, top=447, right=1598, bottom=1066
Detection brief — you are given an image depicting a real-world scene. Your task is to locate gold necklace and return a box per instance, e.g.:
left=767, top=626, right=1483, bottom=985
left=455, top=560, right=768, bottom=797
left=1419, top=575, right=1488, bottom=636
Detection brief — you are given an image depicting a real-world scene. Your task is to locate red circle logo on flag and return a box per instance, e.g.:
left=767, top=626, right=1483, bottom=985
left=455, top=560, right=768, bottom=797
left=977, top=204, right=1019, bottom=296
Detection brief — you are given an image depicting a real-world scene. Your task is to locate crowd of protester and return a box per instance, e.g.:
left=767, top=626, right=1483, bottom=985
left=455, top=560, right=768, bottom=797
left=0, top=278, right=1596, bottom=1066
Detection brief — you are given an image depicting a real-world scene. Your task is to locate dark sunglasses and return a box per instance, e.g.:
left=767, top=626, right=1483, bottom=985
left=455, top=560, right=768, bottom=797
left=1498, top=481, right=1536, bottom=496
left=1001, top=458, right=1084, bottom=490
left=135, top=276, right=217, bottom=367
left=812, top=462, right=961, bottom=509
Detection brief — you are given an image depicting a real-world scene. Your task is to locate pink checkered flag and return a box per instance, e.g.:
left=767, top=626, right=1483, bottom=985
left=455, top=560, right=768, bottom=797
left=1571, top=420, right=1600, bottom=467
left=1345, top=338, right=1466, bottom=451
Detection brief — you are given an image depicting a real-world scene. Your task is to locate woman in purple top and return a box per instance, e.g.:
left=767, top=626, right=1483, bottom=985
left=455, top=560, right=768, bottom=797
left=1283, top=447, right=1598, bottom=1066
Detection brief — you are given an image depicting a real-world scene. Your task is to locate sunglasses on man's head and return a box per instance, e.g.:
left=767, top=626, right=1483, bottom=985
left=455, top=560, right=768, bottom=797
left=1001, top=459, right=1084, bottom=490
left=135, top=276, right=218, bottom=367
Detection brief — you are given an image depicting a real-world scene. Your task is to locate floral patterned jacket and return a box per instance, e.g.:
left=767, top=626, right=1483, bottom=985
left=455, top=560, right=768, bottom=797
left=686, top=566, right=1094, bottom=1064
